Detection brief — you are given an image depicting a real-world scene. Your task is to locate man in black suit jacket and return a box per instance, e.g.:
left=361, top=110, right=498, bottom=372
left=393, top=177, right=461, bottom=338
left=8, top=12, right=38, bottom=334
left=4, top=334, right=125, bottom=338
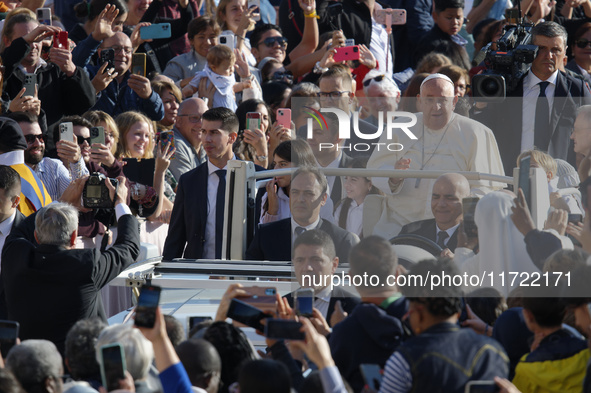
left=399, top=173, right=470, bottom=252
left=284, top=229, right=360, bottom=326
left=246, top=166, right=359, bottom=264
left=476, top=22, right=591, bottom=175
left=1, top=178, right=139, bottom=354
left=163, top=108, right=251, bottom=260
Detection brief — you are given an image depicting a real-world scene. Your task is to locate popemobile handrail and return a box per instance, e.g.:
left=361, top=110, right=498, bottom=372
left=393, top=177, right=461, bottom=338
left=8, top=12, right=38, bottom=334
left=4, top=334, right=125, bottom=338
left=252, top=168, right=512, bottom=185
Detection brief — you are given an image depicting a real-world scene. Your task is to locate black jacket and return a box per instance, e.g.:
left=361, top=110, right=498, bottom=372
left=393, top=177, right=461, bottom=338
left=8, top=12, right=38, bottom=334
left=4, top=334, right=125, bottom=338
left=245, top=217, right=359, bottom=264
left=413, top=24, right=470, bottom=69
left=1, top=211, right=140, bottom=354
left=283, top=286, right=360, bottom=326
left=329, top=297, right=410, bottom=392
left=399, top=219, right=459, bottom=252
left=2, top=37, right=96, bottom=127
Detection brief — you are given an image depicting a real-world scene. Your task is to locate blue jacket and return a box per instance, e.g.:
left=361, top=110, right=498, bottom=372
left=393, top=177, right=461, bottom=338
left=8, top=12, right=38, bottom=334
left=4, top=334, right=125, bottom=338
left=397, top=322, right=509, bottom=393
left=86, top=65, right=165, bottom=121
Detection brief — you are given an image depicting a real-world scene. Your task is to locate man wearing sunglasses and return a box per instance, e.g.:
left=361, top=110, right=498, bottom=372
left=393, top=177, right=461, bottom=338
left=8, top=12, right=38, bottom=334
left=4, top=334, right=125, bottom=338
left=361, top=70, right=401, bottom=127
left=7, top=112, right=88, bottom=202
left=250, top=24, right=288, bottom=65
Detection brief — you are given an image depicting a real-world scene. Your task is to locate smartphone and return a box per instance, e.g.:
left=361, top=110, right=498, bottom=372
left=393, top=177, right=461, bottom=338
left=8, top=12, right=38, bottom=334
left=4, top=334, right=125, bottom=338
left=53, top=31, right=68, bottom=49
left=519, top=155, right=531, bottom=211
left=134, top=285, right=161, bottom=328
left=219, top=34, right=236, bottom=50
left=140, top=23, right=172, bottom=40
left=36, top=7, right=52, bottom=25
left=276, top=109, right=291, bottom=129
left=59, top=122, right=74, bottom=142
left=359, top=364, right=382, bottom=392
left=248, top=0, right=260, bottom=21
left=264, top=319, right=305, bottom=340
left=374, top=8, right=407, bottom=25
left=99, top=343, right=127, bottom=392
left=123, top=158, right=156, bottom=186
left=462, top=197, right=479, bottom=238
left=131, top=53, right=146, bottom=77
left=333, top=46, right=360, bottom=62
left=158, top=131, right=175, bottom=159
left=23, top=73, right=36, bottom=97
left=246, top=112, right=262, bottom=131
left=464, top=381, right=499, bottom=393
left=100, top=48, right=115, bottom=72
left=90, top=126, right=105, bottom=147
left=295, top=288, right=314, bottom=317
left=344, top=38, right=355, bottom=47
left=0, top=320, right=19, bottom=359
left=188, top=316, right=213, bottom=330
left=568, top=213, right=583, bottom=224
left=237, top=286, right=277, bottom=313
left=227, top=298, right=269, bottom=331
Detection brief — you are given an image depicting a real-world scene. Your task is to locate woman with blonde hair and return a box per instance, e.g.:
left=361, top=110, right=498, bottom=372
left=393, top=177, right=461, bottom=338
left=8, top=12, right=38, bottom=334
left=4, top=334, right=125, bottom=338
left=214, top=0, right=257, bottom=65
left=115, top=111, right=175, bottom=220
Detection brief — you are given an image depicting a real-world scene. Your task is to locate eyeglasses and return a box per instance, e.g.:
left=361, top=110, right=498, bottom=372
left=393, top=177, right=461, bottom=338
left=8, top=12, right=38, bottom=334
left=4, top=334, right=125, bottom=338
left=363, top=75, right=385, bottom=87
left=258, top=36, right=288, bottom=48
left=317, top=91, right=350, bottom=98
left=576, top=39, right=591, bottom=49
left=272, top=71, right=293, bottom=82
left=77, top=135, right=92, bottom=145
left=25, top=134, right=44, bottom=144
left=107, top=45, right=133, bottom=55
left=177, top=114, right=202, bottom=123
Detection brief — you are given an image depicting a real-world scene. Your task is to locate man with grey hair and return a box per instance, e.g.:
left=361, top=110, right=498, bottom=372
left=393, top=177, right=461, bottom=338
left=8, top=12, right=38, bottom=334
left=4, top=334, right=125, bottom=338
left=368, top=74, right=504, bottom=238
left=1, top=176, right=140, bottom=355
left=477, top=21, right=591, bottom=175
left=362, top=70, right=401, bottom=128
left=169, top=98, right=208, bottom=181
left=5, top=339, right=64, bottom=393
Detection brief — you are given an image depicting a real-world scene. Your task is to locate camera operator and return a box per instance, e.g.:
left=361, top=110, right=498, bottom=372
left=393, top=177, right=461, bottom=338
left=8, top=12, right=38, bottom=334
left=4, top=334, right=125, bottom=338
left=476, top=21, right=591, bottom=175
left=0, top=175, right=140, bottom=356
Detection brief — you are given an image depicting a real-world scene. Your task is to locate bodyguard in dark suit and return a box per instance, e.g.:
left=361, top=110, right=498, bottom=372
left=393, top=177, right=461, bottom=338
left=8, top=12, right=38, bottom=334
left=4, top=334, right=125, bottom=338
left=399, top=173, right=470, bottom=252
left=476, top=22, right=591, bottom=175
left=163, top=108, right=242, bottom=260
left=284, top=229, right=360, bottom=325
left=1, top=178, right=140, bottom=354
left=246, top=166, right=359, bottom=264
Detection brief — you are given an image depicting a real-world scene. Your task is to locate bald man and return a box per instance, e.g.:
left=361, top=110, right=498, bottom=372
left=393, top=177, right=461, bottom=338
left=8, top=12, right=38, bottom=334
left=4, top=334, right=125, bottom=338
left=399, top=173, right=471, bottom=252
left=169, top=98, right=209, bottom=181
left=368, top=74, right=504, bottom=238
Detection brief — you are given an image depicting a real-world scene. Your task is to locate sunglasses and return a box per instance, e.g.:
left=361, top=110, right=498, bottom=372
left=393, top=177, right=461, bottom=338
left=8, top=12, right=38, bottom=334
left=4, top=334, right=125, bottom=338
left=77, top=135, right=92, bottom=145
left=25, top=134, right=44, bottom=144
left=363, top=75, right=385, bottom=87
left=258, top=36, right=288, bottom=48
left=576, top=39, right=591, bottom=49
left=272, top=71, right=293, bottom=81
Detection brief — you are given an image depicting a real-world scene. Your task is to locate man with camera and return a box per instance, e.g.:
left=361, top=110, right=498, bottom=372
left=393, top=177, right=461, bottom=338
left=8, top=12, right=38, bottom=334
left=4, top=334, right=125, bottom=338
left=476, top=21, right=591, bottom=175
left=1, top=176, right=140, bottom=355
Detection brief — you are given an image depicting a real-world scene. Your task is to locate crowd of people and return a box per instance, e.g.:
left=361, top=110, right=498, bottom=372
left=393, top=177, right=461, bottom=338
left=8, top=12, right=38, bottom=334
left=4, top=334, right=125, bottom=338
left=0, top=0, right=591, bottom=391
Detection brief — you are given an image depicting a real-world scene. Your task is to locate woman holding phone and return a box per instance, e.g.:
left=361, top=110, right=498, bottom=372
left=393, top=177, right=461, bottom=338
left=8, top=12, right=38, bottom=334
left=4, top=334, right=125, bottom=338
left=115, top=111, right=175, bottom=220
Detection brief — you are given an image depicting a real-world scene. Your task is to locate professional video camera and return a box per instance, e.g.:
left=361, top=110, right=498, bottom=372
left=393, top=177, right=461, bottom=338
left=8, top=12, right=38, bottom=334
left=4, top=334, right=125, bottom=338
left=83, top=173, right=118, bottom=209
left=472, top=19, right=537, bottom=102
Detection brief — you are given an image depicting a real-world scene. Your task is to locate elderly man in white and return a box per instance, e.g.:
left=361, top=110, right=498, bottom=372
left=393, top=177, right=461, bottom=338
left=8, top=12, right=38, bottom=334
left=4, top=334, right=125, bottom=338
left=367, top=73, right=505, bottom=239
left=362, top=70, right=401, bottom=127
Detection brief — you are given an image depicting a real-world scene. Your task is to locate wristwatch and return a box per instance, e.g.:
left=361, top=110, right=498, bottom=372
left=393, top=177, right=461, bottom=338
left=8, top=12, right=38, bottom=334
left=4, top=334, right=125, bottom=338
left=256, top=154, right=268, bottom=161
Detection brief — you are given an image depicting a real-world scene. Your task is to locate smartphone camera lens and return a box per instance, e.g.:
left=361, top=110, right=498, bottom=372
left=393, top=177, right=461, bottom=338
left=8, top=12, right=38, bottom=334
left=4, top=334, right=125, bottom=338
left=353, top=47, right=358, bottom=52
left=221, top=37, right=227, bottom=43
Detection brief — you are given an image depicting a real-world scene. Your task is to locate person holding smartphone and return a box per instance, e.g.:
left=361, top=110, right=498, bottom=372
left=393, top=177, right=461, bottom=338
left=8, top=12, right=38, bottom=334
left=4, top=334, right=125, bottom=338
left=1, top=175, right=140, bottom=355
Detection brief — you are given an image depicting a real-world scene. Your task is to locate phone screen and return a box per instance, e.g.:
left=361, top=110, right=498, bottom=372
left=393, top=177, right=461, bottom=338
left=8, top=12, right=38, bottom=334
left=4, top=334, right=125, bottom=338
left=359, top=364, right=382, bottom=391
left=519, top=156, right=531, bottom=211
left=101, top=344, right=126, bottom=392
left=227, top=299, right=268, bottom=331
left=246, top=112, right=261, bottom=131
left=264, top=319, right=305, bottom=340
left=188, top=316, right=213, bottom=329
left=462, top=197, right=479, bottom=238
left=134, top=285, right=161, bottom=328
left=295, top=288, right=314, bottom=317
left=0, top=320, right=18, bottom=359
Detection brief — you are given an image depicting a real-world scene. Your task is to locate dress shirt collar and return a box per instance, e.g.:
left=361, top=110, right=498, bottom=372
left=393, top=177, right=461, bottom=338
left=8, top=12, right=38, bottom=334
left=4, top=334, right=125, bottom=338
left=436, top=222, right=460, bottom=239
left=0, top=151, right=24, bottom=166
left=317, top=152, right=342, bottom=168
left=315, top=285, right=332, bottom=301
left=0, top=210, right=16, bottom=235
left=525, top=70, right=558, bottom=91
left=207, top=155, right=236, bottom=175
left=291, top=216, right=321, bottom=237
